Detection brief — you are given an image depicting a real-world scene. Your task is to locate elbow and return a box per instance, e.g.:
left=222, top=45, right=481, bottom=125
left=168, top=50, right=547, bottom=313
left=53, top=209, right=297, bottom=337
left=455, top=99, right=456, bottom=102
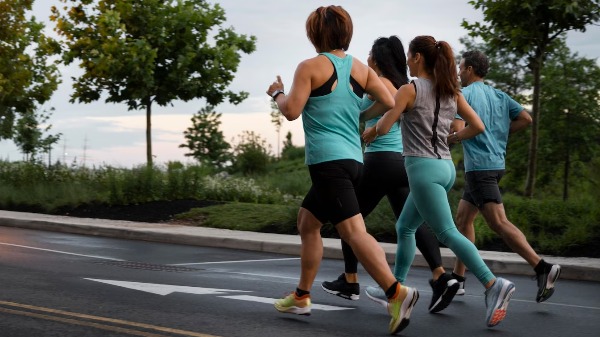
left=283, top=110, right=301, bottom=121
left=526, top=117, right=533, bottom=126
left=284, top=114, right=299, bottom=122
left=476, top=123, right=485, bottom=134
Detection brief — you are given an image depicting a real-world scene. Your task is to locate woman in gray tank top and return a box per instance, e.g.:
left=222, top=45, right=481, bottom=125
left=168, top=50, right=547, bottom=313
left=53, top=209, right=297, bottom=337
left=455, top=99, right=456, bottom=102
left=364, top=35, right=517, bottom=329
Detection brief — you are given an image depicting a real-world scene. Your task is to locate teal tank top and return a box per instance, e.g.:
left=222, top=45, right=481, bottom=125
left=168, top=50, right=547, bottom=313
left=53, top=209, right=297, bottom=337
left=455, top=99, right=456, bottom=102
left=302, top=53, right=363, bottom=165
left=361, top=95, right=403, bottom=153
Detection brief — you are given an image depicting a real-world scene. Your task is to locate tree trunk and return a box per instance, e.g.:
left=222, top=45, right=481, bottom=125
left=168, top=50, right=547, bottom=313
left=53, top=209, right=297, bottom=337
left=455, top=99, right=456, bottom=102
left=563, top=110, right=570, bottom=201
left=146, top=100, right=153, bottom=166
left=524, top=55, right=543, bottom=197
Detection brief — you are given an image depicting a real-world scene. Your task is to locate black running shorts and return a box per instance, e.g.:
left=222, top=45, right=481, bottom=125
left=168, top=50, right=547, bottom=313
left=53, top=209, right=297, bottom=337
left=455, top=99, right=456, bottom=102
left=301, top=159, right=363, bottom=225
left=462, top=170, right=505, bottom=208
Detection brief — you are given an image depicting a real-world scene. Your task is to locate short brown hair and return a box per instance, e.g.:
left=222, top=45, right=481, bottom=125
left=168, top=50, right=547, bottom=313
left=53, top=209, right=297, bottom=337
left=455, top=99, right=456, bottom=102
left=306, top=6, right=353, bottom=53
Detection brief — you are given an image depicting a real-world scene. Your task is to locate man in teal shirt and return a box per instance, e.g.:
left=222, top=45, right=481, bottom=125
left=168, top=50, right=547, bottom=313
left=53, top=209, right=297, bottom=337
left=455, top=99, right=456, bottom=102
left=451, top=50, right=561, bottom=303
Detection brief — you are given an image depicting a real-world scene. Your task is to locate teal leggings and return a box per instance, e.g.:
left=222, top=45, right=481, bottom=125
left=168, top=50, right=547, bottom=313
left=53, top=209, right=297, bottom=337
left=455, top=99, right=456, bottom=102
left=394, top=156, right=495, bottom=286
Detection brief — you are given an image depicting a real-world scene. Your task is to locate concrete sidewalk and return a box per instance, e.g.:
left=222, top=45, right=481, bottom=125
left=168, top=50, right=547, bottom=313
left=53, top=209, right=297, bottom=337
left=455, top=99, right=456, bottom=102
left=1, top=210, right=598, bottom=282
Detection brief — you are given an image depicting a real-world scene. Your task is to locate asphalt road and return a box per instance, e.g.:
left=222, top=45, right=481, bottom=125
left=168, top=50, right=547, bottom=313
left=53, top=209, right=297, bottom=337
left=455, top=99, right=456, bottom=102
left=0, top=226, right=598, bottom=337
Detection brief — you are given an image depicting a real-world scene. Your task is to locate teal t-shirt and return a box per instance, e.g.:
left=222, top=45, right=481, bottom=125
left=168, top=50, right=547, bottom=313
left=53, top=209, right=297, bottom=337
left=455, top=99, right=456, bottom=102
left=361, top=96, right=403, bottom=153
left=461, top=82, right=524, bottom=171
left=302, top=53, right=363, bottom=165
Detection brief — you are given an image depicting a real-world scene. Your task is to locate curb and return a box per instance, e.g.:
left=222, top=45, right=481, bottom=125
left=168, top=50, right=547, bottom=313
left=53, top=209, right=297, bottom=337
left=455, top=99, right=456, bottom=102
left=1, top=210, right=599, bottom=282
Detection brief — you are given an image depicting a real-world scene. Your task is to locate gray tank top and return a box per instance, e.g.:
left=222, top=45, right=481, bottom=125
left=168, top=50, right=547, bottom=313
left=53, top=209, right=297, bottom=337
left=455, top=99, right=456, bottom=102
left=401, top=78, right=456, bottom=160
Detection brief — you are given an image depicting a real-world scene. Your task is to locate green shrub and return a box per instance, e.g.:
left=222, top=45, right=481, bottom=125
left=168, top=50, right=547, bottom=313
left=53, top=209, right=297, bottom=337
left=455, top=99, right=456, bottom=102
left=176, top=202, right=299, bottom=233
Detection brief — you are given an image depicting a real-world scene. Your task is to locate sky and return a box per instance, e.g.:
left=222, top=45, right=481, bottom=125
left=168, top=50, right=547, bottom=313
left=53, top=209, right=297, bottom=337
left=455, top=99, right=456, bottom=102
left=2, top=0, right=599, bottom=168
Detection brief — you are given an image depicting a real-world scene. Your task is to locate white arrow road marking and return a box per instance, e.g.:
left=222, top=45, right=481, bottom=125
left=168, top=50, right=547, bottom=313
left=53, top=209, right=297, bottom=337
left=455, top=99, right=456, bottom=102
left=220, top=295, right=354, bottom=311
left=84, top=279, right=354, bottom=311
left=84, top=279, right=251, bottom=296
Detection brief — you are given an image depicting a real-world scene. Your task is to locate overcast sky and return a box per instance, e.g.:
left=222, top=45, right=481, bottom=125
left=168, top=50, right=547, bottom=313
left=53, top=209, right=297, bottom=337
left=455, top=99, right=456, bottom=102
left=2, top=0, right=599, bottom=167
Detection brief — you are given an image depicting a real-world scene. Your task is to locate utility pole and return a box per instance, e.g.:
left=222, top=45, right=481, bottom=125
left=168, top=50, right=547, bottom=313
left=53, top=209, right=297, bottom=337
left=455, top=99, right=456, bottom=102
left=62, top=138, right=67, bottom=164
left=82, top=135, right=88, bottom=167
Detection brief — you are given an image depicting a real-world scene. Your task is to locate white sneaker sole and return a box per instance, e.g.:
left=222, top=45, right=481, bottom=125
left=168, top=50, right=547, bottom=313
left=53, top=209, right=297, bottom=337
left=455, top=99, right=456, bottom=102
left=321, top=284, right=360, bottom=300
left=487, top=281, right=515, bottom=327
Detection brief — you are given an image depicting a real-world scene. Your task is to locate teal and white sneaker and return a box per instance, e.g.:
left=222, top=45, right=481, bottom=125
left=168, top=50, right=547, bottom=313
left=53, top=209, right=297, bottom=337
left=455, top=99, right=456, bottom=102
left=484, top=277, right=515, bottom=327
left=365, top=286, right=388, bottom=309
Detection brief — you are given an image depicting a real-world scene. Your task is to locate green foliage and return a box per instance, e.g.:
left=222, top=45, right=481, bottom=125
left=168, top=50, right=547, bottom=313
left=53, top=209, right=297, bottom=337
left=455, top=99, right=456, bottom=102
left=0, top=0, right=61, bottom=140
left=463, top=0, right=600, bottom=57
left=494, top=194, right=600, bottom=257
left=176, top=202, right=298, bottom=234
left=13, top=108, right=61, bottom=160
left=200, top=173, right=288, bottom=204
left=536, top=40, right=600, bottom=199
left=51, top=0, right=256, bottom=164
left=231, top=131, right=272, bottom=175
left=254, top=157, right=310, bottom=197
left=463, top=0, right=600, bottom=197
left=1, top=158, right=598, bottom=257
left=280, top=131, right=305, bottom=161
left=180, top=105, right=232, bottom=168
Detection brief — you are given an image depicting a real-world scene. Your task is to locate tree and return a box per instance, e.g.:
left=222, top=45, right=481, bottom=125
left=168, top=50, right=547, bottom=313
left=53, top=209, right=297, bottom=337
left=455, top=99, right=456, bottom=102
left=280, top=131, right=304, bottom=161
left=0, top=0, right=61, bottom=140
left=51, top=0, right=256, bottom=166
left=232, top=130, right=271, bottom=175
left=179, top=105, right=231, bottom=169
left=463, top=0, right=600, bottom=197
left=13, top=108, right=62, bottom=161
left=270, top=101, right=284, bottom=158
left=537, top=40, right=600, bottom=200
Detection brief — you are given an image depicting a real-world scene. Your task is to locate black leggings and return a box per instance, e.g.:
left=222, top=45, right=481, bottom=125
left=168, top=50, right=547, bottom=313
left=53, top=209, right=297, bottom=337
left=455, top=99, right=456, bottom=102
left=341, top=152, right=443, bottom=273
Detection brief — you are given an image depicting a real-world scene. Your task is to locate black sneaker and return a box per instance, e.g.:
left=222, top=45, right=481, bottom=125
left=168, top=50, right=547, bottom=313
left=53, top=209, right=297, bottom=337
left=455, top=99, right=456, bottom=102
left=451, top=272, right=466, bottom=296
left=456, top=279, right=465, bottom=296
left=321, top=274, right=360, bottom=300
left=429, top=273, right=459, bottom=313
left=536, top=264, right=561, bottom=302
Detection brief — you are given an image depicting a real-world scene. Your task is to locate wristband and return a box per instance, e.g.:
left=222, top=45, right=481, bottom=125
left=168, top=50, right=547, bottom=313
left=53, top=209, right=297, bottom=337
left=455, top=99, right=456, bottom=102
left=452, top=131, right=461, bottom=143
left=271, top=89, right=284, bottom=101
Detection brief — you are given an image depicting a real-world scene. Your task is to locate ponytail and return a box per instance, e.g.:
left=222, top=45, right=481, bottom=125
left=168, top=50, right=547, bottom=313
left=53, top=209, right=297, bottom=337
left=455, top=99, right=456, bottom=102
left=371, top=35, right=409, bottom=89
left=433, top=41, right=459, bottom=98
left=408, top=36, right=459, bottom=98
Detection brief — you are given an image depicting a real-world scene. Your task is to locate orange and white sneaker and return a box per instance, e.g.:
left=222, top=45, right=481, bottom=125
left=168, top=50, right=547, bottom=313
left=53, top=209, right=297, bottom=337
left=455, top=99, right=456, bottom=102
left=274, top=292, right=311, bottom=316
left=484, top=277, right=515, bottom=327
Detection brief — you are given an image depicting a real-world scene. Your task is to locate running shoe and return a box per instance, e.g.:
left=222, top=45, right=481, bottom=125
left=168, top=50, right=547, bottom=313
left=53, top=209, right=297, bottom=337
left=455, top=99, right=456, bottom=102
left=321, top=274, right=360, bottom=300
left=536, top=264, right=561, bottom=303
left=456, top=279, right=465, bottom=296
left=365, top=286, right=388, bottom=309
left=274, top=292, right=311, bottom=316
left=428, top=273, right=459, bottom=313
left=484, top=277, right=515, bottom=327
left=452, top=272, right=466, bottom=296
left=389, top=286, right=419, bottom=334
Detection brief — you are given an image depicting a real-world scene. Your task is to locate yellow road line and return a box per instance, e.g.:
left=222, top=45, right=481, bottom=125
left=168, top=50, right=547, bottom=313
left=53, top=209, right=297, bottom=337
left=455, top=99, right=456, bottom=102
left=0, top=307, right=166, bottom=337
left=0, top=301, right=219, bottom=337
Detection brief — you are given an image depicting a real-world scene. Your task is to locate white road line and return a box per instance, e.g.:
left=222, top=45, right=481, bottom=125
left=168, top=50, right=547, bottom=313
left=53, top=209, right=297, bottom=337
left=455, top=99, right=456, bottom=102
left=171, top=257, right=300, bottom=266
left=451, top=294, right=600, bottom=310
left=509, top=298, right=600, bottom=310
left=219, top=295, right=354, bottom=311
left=0, top=242, right=124, bottom=261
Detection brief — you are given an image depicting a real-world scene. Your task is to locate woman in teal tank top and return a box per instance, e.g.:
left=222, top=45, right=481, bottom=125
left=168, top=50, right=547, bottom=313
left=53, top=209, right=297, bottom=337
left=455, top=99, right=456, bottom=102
left=265, top=6, right=419, bottom=334
left=320, top=36, right=453, bottom=314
